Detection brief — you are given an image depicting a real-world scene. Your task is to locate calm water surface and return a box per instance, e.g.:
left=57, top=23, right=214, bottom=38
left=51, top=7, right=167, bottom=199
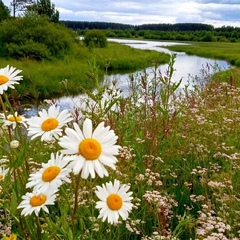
left=106, top=38, right=230, bottom=95
left=24, top=39, right=231, bottom=115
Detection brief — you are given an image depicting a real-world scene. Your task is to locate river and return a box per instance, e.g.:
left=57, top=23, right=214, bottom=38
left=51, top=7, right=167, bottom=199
left=24, top=39, right=231, bottom=115
left=105, top=38, right=230, bottom=96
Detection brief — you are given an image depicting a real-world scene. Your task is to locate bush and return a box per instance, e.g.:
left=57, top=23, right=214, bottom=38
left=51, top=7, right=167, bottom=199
left=0, top=13, right=78, bottom=60
left=83, top=29, right=108, bottom=48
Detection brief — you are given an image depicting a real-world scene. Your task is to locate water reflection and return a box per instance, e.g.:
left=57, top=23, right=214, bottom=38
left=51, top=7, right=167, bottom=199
left=106, top=38, right=231, bottom=96
left=24, top=39, right=231, bottom=115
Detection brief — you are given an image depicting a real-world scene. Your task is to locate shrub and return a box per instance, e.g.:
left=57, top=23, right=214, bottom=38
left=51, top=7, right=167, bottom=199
left=83, top=29, right=108, bottom=48
left=0, top=13, right=77, bottom=60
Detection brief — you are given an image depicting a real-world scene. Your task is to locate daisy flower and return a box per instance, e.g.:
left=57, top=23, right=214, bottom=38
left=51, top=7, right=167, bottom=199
left=27, top=105, right=73, bottom=142
left=95, top=179, right=133, bottom=224
left=0, top=65, right=23, bottom=94
left=17, top=188, right=57, bottom=216
left=26, top=152, right=72, bottom=192
left=0, top=167, right=9, bottom=181
left=58, top=118, right=121, bottom=179
left=1, top=112, right=28, bottom=129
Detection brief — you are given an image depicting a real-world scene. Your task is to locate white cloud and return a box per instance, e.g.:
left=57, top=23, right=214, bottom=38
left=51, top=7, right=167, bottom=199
left=2, top=0, right=240, bottom=27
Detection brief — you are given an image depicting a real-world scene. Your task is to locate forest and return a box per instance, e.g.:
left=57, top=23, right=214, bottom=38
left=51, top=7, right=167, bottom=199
left=61, top=21, right=240, bottom=42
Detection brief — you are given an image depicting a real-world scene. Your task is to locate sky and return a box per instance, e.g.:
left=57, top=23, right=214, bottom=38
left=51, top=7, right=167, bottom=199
left=3, top=0, right=240, bottom=28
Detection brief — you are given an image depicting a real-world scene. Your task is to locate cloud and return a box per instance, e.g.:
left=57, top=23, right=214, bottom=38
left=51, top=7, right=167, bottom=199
left=2, top=0, right=240, bottom=27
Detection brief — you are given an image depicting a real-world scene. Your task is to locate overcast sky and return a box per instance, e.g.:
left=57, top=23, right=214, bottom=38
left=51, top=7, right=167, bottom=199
left=3, top=0, right=240, bottom=27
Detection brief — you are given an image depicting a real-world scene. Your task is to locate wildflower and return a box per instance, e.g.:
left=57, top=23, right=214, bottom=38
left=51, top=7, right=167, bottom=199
left=27, top=105, right=73, bottom=141
left=1, top=112, right=27, bottom=129
left=95, top=179, right=133, bottom=224
left=10, top=140, right=20, bottom=149
left=0, top=65, right=23, bottom=94
left=17, top=188, right=57, bottom=216
left=0, top=167, right=9, bottom=181
left=26, top=152, right=72, bottom=192
left=59, top=118, right=121, bottom=179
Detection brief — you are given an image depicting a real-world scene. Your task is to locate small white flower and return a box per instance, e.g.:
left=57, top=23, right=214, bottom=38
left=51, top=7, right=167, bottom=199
left=0, top=65, right=23, bottom=94
left=59, top=118, right=121, bottom=179
left=95, top=179, right=133, bottom=224
left=10, top=140, right=20, bottom=149
left=26, top=152, right=72, bottom=192
left=17, top=188, right=57, bottom=216
left=27, top=105, right=73, bottom=142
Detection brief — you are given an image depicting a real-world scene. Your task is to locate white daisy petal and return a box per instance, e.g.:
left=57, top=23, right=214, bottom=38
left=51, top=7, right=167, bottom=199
left=27, top=105, right=72, bottom=142
left=95, top=180, right=133, bottom=224
left=83, top=118, right=92, bottom=138
left=58, top=118, right=120, bottom=179
left=0, top=65, right=23, bottom=94
left=25, top=152, right=72, bottom=192
left=17, top=188, right=57, bottom=216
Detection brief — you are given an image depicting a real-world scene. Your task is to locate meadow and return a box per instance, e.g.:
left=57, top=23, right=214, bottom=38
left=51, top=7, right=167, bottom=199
left=0, top=41, right=168, bottom=103
left=165, top=41, right=240, bottom=68
left=0, top=41, right=240, bottom=240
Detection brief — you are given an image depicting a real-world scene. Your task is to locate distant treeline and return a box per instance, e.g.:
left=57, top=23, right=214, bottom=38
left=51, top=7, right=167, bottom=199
left=60, top=21, right=240, bottom=42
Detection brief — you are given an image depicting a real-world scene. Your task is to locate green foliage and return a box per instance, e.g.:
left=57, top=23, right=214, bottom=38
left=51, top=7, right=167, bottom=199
left=27, top=0, right=59, bottom=23
left=0, top=0, right=10, bottom=22
left=65, top=21, right=240, bottom=43
left=0, top=13, right=77, bottom=60
left=83, top=29, right=108, bottom=48
left=0, top=41, right=166, bottom=101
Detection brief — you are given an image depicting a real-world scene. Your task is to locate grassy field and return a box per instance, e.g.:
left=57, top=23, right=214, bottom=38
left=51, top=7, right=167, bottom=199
left=1, top=41, right=240, bottom=239
left=0, top=41, right=169, bottom=102
left=165, top=41, right=240, bottom=67
left=0, top=53, right=240, bottom=240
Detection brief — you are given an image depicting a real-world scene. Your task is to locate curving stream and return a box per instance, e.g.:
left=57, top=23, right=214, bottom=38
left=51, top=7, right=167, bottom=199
left=24, top=39, right=231, bottom=115
left=105, top=38, right=231, bottom=96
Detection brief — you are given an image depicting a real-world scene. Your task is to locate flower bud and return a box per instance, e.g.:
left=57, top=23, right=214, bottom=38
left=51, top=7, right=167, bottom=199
left=10, top=140, right=20, bottom=149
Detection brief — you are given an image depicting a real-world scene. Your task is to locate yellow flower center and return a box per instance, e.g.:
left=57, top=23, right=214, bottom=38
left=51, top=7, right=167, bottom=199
left=41, top=118, right=59, bottom=131
left=0, top=174, right=3, bottom=180
left=79, top=138, right=102, bottom=160
left=107, top=194, right=123, bottom=210
left=30, top=194, right=47, bottom=207
left=0, top=75, right=9, bottom=85
left=8, top=115, right=22, bottom=122
left=8, top=234, right=17, bottom=240
left=42, top=166, right=60, bottom=182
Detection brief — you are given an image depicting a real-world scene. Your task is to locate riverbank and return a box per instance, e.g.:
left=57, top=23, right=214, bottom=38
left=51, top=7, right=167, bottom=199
left=164, top=41, right=240, bottom=67
left=0, top=41, right=169, bottom=103
left=164, top=41, right=240, bottom=86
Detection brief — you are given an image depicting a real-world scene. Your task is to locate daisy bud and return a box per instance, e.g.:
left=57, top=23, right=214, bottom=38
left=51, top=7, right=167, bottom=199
left=10, top=140, right=20, bottom=149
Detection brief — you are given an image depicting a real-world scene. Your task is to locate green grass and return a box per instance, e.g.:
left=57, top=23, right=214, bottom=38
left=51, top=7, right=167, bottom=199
left=1, top=46, right=240, bottom=239
left=165, top=41, right=240, bottom=67
left=0, top=41, right=169, bottom=102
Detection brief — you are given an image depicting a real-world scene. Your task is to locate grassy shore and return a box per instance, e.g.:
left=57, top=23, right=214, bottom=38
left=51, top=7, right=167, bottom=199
left=0, top=41, right=169, bottom=102
left=164, top=41, right=240, bottom=86
left=165, top=41, right=240, bottom=66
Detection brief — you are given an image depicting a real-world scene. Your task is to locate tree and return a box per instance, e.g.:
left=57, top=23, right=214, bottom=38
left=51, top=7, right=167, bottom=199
left=27, top=0, right=59, bottom=23
left=0, top=13, right=77, bottom=60
left=11, top=0, right=34, bottom=17
left=84, top=29, right=108, bottom=48
left=0, top=0, right=10, bottom=22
